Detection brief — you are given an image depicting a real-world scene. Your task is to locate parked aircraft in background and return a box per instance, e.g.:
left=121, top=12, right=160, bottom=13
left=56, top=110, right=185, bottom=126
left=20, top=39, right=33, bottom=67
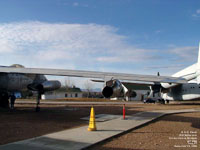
left=1, top=44, right=200, bottom=111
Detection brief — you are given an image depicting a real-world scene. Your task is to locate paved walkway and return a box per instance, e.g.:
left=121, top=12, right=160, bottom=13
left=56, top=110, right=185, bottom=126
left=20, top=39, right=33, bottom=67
left=0, top=108, right=199, bottom=150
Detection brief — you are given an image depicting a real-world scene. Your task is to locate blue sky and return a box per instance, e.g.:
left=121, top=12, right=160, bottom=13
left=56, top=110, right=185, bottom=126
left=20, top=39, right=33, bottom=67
left=0, top=0, right=200, bottom=87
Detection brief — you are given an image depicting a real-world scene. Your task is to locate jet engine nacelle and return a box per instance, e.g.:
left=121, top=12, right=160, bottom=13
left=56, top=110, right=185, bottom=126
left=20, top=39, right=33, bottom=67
left=102, top=80, right=126, bottom=98
left=161, top=83, right=178, bottom=89
left=28, top=80, right=61, bottom=93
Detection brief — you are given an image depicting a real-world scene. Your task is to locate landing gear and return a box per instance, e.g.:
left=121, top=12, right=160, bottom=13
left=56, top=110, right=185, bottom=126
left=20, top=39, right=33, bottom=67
left=10, top=94, right=16, bottom=110
left=159, top=99, right=166, bottom=104
left=159, top=99, right=170, bottom=104
left=35, top=106, right=40, bottom=112
left=35, top=92, right=41, bottom=112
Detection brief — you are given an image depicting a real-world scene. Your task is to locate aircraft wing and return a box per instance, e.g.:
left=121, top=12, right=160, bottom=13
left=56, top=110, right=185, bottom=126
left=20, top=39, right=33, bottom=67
left=0, top=66, right=187, bottom=84
left=92, top=79, right=153, bottom=85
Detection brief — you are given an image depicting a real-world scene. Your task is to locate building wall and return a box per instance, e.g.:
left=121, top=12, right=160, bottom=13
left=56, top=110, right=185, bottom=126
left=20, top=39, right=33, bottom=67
left=42, top=92, right=83, bottom=100
left=64, top=92, right=83, bottom=98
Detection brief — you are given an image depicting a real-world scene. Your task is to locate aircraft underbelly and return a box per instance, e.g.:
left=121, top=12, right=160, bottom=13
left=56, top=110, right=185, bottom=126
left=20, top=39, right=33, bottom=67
left=0, top=73, right=9, bottom=90
left=7, top=74, right=32, bottom=92
left=162, top=83, right=200, bottom=100
left=182, top=94, right=200, bottom=100
left=162, top=93, right=200, bottom=101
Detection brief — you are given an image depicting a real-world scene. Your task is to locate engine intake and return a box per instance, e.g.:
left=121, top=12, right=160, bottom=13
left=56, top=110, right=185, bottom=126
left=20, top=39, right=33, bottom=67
left=102, top=86, right=113, bottom=98
left=102, top=80, right=127, bottom=98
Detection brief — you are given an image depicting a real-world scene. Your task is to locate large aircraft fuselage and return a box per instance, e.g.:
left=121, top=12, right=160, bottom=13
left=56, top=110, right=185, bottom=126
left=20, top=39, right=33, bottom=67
left=162, top=83, right=200, bottom=101
left=0, top=73, right=47, bottom=93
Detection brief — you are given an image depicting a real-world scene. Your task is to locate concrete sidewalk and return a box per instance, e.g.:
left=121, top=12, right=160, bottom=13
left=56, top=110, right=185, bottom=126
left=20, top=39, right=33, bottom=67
left=0, top=108, right=199, bottom=150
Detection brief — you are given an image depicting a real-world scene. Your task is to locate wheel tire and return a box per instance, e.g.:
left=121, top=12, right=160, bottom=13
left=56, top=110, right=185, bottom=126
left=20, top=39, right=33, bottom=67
left=35, top=107, right=40, bottom=112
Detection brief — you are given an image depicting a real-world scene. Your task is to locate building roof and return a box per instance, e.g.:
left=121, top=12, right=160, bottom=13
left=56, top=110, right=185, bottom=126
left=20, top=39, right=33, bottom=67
left=55, top=87, right=82, bottom=93
left=66, top=87, right=82, bottom=92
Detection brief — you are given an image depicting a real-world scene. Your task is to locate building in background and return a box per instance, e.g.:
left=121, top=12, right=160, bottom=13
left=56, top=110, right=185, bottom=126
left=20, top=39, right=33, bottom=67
left=42, top=86, right=82, bottom=100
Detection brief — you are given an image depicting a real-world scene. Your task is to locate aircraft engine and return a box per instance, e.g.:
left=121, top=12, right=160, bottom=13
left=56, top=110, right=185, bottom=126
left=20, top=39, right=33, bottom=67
left=28, top=80, right=61, bottom=93
left=102, top=79, right=126, bottom=98
left=126, top=90, right=137, bottom=98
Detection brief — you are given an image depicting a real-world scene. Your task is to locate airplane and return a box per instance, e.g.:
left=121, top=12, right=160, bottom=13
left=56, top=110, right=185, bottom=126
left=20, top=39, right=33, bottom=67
left=0, top=64, right=61, bottom=111
left=0, top=44, right=200, bottom=111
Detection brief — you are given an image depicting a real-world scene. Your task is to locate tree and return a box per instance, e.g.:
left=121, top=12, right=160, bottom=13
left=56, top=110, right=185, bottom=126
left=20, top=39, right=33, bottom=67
left=64, top=77, right=75, bottom=89
left=84, top=80, right=94, bottom=97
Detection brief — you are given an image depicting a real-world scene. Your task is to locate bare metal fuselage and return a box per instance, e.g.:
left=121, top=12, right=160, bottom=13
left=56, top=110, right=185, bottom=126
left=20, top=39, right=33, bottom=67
left=0, top=73, right=59, bottom=93
left=162, top=83, right=200, bottom=101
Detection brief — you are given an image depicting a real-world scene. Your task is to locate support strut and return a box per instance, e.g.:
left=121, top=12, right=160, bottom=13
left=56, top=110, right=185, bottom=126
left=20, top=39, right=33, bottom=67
left=35, top=92, right=41, bottom=112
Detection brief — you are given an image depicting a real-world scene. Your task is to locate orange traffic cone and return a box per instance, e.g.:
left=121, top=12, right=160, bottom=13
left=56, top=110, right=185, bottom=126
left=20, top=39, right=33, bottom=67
left=88, top=106, right=97, bottom=131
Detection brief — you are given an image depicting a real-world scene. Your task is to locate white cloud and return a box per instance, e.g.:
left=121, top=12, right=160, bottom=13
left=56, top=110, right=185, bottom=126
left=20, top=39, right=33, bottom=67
left=0, top=21, right=162, bottom=69
left=0, top=40, right=17, bottom=53
left=0, top=21, right=198, bottom=87
left=155, top=30, right=162, bottom=34
left=192, top=9, right=200, bottom=18
left=169, top=46, right=197, bottom=61
left=96, top=48, right=160, bottom=63
left=0, top=21, right=197, bottom=81
left=73, top=2, right=79, bottom=6
left=196, top=9, right=200, bottom=14
left=72, top=2, right=89, bottom=7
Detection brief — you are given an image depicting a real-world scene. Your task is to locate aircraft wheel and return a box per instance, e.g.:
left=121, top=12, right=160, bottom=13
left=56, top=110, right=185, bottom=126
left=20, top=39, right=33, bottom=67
left=160, top=99, right=166, bottom=104
left=35, top=106, right=40, bottom=112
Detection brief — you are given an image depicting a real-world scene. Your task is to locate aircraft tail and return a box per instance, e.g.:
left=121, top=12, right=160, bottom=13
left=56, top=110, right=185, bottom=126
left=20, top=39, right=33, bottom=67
left=173, top=43, right=200, bottom=82
left=196, top=42, right=200, bottom=83
left=198, top=42, right=200, bottom=69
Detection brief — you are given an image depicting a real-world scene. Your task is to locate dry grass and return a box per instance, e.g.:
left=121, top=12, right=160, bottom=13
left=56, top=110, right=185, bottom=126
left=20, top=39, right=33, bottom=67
left=18, top=97, right=115, bottom=102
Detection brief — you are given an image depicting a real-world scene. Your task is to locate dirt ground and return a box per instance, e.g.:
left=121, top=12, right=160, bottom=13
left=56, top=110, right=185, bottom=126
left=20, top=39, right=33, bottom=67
left=89, top=112, right=200, bottom=150
left=0, top=99, right=199, bottom=149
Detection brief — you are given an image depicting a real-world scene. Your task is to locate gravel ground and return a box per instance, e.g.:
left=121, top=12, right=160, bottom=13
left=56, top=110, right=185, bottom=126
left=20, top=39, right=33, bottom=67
left=0, top=100, right=199, bottom=149
left=0, top=102, right=139, bottom=145
left=89, top=112, right=200, bottom=150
